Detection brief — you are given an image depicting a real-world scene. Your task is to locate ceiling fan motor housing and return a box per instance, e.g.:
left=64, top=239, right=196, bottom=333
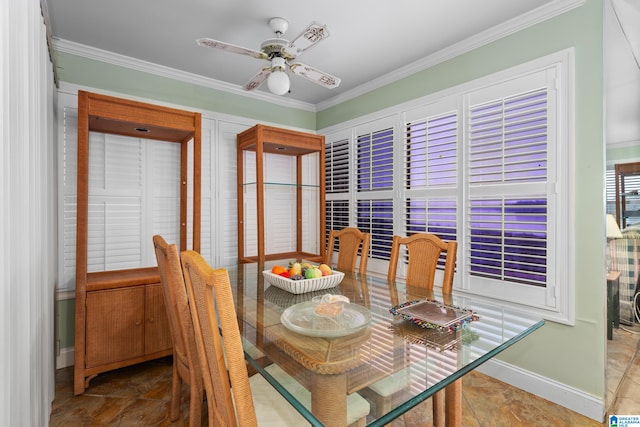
left=260, top=38, right=293, bottom=60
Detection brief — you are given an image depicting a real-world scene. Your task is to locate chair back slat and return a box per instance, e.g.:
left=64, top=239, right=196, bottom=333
left=152, top=235, right=203, bottom=424
left=326, top=227, right=371, bottom=274
left=181, top=250, right=258, bottom=427
left=387, top=233, right=457, bottom=294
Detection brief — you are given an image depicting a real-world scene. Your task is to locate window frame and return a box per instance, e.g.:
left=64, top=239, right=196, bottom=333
left=322, top=49, right=575, bottom=324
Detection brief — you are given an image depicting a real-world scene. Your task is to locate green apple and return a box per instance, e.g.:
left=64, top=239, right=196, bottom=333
left=304, top=267, right=322, bottom=279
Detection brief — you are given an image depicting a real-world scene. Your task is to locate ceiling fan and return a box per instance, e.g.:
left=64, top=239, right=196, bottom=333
left=196, top=17, right=341, bottom=96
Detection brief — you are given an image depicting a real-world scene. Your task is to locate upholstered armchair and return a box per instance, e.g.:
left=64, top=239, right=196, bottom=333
left=609, top=226, right=640, bottom=324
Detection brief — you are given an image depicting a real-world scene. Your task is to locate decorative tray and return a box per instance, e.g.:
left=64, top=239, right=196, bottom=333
left=263, top=270, right=344, bottom=294
left=389, top=321, right=481, bottom=352
left=390, top=299, right=479, bottom=332
left=281, top=301, right=371, bottom=338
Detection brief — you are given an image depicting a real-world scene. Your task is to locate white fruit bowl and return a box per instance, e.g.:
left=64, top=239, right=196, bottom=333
left=262, top=270, right=345, bottom=294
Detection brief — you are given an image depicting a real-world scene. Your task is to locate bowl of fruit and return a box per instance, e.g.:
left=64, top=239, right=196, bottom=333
left=263, top=262, right=345, bottom=294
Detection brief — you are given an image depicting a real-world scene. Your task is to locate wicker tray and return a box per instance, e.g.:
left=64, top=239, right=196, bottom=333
left=262, top=270, right=345, bottom=294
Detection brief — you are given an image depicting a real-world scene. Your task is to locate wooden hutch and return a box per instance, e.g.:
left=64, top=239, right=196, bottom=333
left=74, top=91, right=201, bottom=394
left=237, top=124, right=326, bottom=263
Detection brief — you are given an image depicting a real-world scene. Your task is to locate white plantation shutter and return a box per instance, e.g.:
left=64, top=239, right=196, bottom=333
left=468, top=198, right=547, bottom=287
left=357, top=127, right=394, bottom=192
left=62, top=105, right=79, bottom=289
left=468, top=88, right=548, bottom=184
left=325, top=134, right=352, bottom=251
left=402, top=106, right=459, bottom=275
left=215, top=121, right=249, bottom=267
left=355, top=119, right=396, bottom=265
left=151, top=138, right=181, bottom=247
left=606, top=168, right=617, bottom=216
left=58, top=94, right=299, bottom=290
left=405, top=111, right=458, bottom=189
left=326, top=137, right=350, bottom=194
left=86, top=133, right=143, bottom=272
left=322, top=52, right=571, bottom=321
left=467, top=71, right=553, bottom=300
left=462, top=63, right=566, bottom=319
left=357, top=199, right=394, bottom=260
left=60, top=95, right=191, bottom=289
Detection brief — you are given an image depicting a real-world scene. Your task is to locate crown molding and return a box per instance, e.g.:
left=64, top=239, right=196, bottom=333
left=316, top=0, right=585, bottom=111
left=52, top=0, right=583, bottom=114
left=52, top=38, right=318, bottom=113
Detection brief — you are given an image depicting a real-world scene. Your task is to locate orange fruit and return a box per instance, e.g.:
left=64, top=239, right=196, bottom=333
left=271, top=265, right=286, bottom=275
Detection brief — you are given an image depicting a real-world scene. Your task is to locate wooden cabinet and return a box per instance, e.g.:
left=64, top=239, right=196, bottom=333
left=615, top=161, right=640, bottom=229
left=84, top=282, right=171, bottom=367
left=237, top=124, right=325, bottom=263
left=74, top=91, right=201, bottom=394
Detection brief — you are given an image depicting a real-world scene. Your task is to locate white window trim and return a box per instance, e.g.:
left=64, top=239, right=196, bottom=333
left=321, top=48, right=575, bottom=325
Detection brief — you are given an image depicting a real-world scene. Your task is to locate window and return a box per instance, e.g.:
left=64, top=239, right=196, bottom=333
left=356, top=120, right=396, bottom=261
left=403, top=110, right=458, bottom=268
left=326, top=138, right=350, bottom=194
left=606, top=168, right=616, bottom=215
left=467, top=87, right=549, bottom=288
left=607, top=165, right=640, bottom=227
left=325, top=137, right=350, bottom=247
left=357, top=128, right=394, bottom=192
left=323, top=50, right=573, bottom=323
left=357, top=199, right=394, bottom=260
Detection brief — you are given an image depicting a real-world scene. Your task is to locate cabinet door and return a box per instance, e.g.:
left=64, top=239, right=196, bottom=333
left=85, top=287, right=145, bottom=368
left=145, top=283, right=173, bottom=354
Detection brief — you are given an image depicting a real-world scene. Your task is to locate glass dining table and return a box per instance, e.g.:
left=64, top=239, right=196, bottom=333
left=227, top=261, right=545, bottom=427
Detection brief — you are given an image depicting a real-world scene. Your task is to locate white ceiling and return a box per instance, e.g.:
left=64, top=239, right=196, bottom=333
left=46, top=0, right=639, bottom=144
left=605, top=0, right=640, bottom=147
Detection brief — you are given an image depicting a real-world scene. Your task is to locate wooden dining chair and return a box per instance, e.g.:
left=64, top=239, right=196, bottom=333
left=364, top=232, right=458, bottom=423
left=325, top=227, right=371, bottom=274
left=387, top=232, right=458, bottom=293
left=180, top=250, right=370, bottom=426
left=152, top=235, right=203, bottom=426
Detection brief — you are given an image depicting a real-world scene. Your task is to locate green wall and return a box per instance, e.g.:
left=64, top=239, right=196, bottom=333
left=318, top=0, right=608, bottom=401
left=607, top=145, right=640, bottom=165
left=55, top=0, right=609, bottom=414
left=54, top=51, right=317, bottom=130
left=57, top=298, right=75, bottom=349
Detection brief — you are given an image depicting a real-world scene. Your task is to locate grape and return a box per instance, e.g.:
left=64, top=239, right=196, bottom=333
left=290, top=274, right=304, bottom=281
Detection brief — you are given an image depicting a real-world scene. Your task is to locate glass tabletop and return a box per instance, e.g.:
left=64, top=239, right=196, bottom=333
left=228, top=262, right=545, bottom=427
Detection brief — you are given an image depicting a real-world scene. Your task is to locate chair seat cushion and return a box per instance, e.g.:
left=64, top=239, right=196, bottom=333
left=366, top=368, right=410, bottom=397
left=248, top=367, right=309, bottom=425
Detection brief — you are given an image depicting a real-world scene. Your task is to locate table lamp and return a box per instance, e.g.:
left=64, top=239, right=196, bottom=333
left=606, top=214, right=623, bottom=271
left=607, top=214, right=623, bottom=240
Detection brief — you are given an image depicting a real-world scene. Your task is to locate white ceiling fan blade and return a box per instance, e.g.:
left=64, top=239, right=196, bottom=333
left=290, top=62, right=341, bottom=89
left=196, top=38, right=267, bottom=60
left=242, top=68, right=272, bottom=91
left=285, top=22, right=329, bottom=57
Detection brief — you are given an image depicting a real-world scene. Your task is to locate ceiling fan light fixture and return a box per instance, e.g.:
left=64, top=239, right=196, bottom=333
left=267, top=69, right=290, bottom=95
left=267, top=56, right=290, bottom=95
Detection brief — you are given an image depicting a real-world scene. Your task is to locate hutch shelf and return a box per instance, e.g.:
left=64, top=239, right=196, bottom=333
left=615, top=161, right=640, bottom=229
left=74, top=91, right=201, bottom=395
left=237, top=124, right=326, bottom=264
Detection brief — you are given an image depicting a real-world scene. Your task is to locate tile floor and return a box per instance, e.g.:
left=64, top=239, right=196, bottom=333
left=50, top=327, right=640, bottom=427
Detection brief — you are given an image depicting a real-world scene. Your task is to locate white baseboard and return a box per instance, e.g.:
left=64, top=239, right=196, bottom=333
left=53, top=344, right=605, bottom=422
left=56, top=347, right=74, bottom=369
left=476, top=359, right=605, bottom=422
